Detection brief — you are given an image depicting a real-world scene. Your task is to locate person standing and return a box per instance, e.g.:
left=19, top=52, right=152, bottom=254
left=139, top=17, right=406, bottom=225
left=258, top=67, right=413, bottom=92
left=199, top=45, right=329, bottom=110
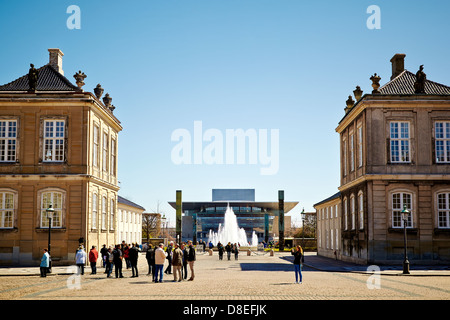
left=233, top=243, right=239, bottom=260
left=165, top=241, right=173, bottom=275
left=172, top=243, right=183, bottom=282
left=129, top=243, right=140, bottom=277
left=105, top=247, right=114, bottom=278
left=187, top=240, right=196, bottom=281
left=122, top=244, right=130, bottom=269
left=181, top=242, right=188, bottom=280
left=113, top=245, right=124, bottom=278
left=291, top=245, right=304, bottom=284
left=217, top=242, right=224, bottom=260
left=100, top=244, right=108, bottom=269
left=225, top=242, right=232, bottom=260
left=89, top=246, right=99, bottom=275
left=155, top=243, right=166, bottom=283
left=146, top=244, right=155, bottom=279
left=76, top=246, right=87, bottom=275
left=40, top=248, right=50, bottom=277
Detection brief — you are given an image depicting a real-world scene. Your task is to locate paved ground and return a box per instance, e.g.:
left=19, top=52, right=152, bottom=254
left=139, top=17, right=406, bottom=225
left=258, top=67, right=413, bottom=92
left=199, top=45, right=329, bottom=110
left=0, top=251, right=449, bottom=301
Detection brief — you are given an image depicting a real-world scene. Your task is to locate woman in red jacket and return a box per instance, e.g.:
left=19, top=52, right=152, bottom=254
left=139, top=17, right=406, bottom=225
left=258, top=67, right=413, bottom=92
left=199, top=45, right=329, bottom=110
left=89, top=246, right=99, bottom=275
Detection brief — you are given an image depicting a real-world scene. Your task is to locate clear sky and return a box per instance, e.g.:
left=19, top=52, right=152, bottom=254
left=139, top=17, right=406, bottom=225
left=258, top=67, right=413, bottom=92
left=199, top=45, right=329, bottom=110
left=1, top=0, right=449, bottom=227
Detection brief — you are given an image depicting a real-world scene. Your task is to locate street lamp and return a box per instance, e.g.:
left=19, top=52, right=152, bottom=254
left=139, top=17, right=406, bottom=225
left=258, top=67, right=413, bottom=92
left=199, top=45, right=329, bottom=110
left=301, top=208, right=306, bottom=247
left=46, top=204, right=55, bottom=273
left=401, top=205, right=410, bottom=275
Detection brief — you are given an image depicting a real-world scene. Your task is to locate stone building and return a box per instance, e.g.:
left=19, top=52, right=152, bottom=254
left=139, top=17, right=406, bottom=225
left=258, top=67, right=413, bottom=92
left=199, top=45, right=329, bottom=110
left=334, top=53, right=450, bottom=264
left=117, top=196, right=145, bottom=245
left=314, top=192, right=341, bottom=260
left=0, top=49, right=122, bottom=265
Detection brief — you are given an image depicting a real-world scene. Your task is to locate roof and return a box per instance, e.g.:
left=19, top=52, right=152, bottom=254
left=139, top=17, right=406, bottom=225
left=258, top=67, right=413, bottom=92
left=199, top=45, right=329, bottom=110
left=168, top=201, right=299, bottom=213
left=0, top=64, right=79, bottom=92
left=379, top=70, right=450, bottom=95
left=118, top=196, right=146, bottom=211
left=313, top=191, right=341, bottom=208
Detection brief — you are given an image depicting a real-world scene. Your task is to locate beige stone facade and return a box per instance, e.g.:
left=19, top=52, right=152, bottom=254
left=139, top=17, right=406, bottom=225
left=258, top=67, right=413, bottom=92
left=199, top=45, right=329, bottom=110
left=333, top=54, right=450, bottom=264
left=0, top=49, right=122, bottom=265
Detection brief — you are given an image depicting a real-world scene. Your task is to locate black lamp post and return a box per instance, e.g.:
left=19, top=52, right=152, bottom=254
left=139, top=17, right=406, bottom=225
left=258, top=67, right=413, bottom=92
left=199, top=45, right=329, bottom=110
left=301, top=208, right=305, bottom=247
left=47, top=204, right=55, bottom=273
left=401, top=205, right=410, bottom=274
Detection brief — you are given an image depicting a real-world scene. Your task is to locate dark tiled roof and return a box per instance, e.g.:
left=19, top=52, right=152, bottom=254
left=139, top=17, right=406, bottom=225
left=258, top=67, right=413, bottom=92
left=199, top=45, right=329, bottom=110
left=0, top=64, right=79, bottom=92
left=118, top=196, right=146, bottom=211
left=379, top=70, right=450, bottom=95
left=313, top=191, right=341, bottom=207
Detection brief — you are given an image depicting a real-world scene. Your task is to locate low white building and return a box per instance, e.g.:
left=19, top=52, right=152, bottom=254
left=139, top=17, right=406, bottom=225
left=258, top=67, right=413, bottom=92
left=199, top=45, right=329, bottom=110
left=314, top=192, right=341, bottom=260
left=117, top=196, right=145, bottom=245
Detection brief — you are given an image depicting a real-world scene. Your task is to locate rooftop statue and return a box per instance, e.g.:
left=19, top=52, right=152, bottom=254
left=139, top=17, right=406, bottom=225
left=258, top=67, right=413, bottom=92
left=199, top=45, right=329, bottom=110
left=28, top=63, right=38, bottom=91
left=414, top=65, right=426, bottom=94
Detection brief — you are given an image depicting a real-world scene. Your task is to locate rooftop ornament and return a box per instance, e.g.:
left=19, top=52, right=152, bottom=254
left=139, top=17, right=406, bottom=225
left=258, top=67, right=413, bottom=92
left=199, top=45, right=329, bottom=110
left=414, top=65, right=426, bottom=94
left=103, top=93, right=112, bottom=107
left=345, top=95, right=355, bottom=114
left=370, top=73, right=381, bottom=94
left=28, top=63, right=38, bottom=92
left=94, top=84, right=104, bottom=99
left=73, top=70, right=87, bottom=90
left=353, top=85, right=363, bottom=101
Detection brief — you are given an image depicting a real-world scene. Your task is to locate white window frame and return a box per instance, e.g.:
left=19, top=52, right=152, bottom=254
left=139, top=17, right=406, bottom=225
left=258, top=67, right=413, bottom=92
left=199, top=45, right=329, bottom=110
left=358, top=191, right=364, bottom=230
left=93, top=125, right=99, bottom=167
left=92, top=193, right=98, bottom=229
left=350, top=131, right=355, bottom=171
left=110, top=198, right=115, bottom=230
left=102, top=132, right=109, bottom=172
left=0, top=120, right=17, bottom=162
left=102, top=196, right=107, bottom=230
left=435, top=121, right=450, bottom=163
left=357, top=125, right=363, bottom=168
left=392, top=192, right=413, bottom=228
left=40, top=190, right=64, bottom=228
left=343, top=197, right=348, bottom=231
left=43, top=120, right=65, bottom=162
left=390, top=121, right=410, bottom=163
left=0, top=191, right=15, bottom=228
left=437, top=192, right=450, bottom=229
left=343, top=137, right=348, bottom=176
left=111, top=138, right=116, bottom=176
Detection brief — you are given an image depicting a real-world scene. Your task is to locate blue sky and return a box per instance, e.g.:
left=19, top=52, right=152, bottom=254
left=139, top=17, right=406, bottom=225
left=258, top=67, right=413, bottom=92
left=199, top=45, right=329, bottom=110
left=1, top=0, right=450, bottom=226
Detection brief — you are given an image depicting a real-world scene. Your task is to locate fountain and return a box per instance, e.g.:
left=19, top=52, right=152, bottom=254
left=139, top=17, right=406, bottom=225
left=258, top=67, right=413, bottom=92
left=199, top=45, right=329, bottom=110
left=207, top=206, right=259, bottom=247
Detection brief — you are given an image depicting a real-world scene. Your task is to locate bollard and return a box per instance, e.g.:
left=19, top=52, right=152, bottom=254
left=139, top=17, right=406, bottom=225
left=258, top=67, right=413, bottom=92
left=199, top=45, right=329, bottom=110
left=209, top=249, right=213, bottom=256
left=247, top=249, right=251, bottom=256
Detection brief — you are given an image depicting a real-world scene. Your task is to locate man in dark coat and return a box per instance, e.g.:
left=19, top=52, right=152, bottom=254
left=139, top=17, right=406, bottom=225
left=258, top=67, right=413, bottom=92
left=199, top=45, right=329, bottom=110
left=112, top=245, right=123, bottom=278
left=129, top=243, right=140, bottom=277
left=164, top=241, right=173, bottom=274
left=146, top=244, right=156, bottom=280
left=187, top=240, right=196, bottom=281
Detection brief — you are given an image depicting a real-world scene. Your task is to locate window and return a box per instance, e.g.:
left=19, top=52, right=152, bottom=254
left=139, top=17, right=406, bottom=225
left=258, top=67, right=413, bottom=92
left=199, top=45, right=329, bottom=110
left=93, top=125, right=99, bottom=167
left=92, top=193, right=98, bottom=229
left=437, top=193, right=450, bottom=228
left=358, top=125, right=363, bottom=167
left=110, top=199, right=115, bottom=230
left=343, top=198, right=348, bottom=230
left=102, top=132, right=108, bottom=172
left=102, top=196, right=107, bottom=230
left=358, top=192, right=364, bottom=230
left=0, top=120, right=17, bottom=162
left=41, top=191, right=63, bottom=228
left=390, top=121, right=410, bottom=163
left=111, top=138, right=116, bottom=176
left=435, top=121, right=450, bottom=163
left=343, top=137, right=348, bottom=175
left=350, top=194, right=356, bottom=230
left=392, top=192, right=412, bottom=228
left=44, top=120, right=65, bottom=162
left=0, top=192, right=14, bottom=228
left=350, top=131, right=354, bottom=171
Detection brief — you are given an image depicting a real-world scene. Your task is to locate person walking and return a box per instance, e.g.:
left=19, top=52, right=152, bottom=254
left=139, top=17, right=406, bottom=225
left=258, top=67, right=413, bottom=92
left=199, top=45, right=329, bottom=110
left=225, top=242, right=232, bottom=260
left=291, top=245, right=304, bottom=284
left=172, top=243, right=183, bottom=282
left=187, top=240, right=196, bottom=281
left=113, top=244, right=124, bottom=278
left=129, top=243, right=140, bottom=277
left=105, top=247, right=114, bottom=278
left=155, top=243, right=166, bottom=283
left=233, top=243, right=239, bottom=260
left=181, top=242, right=188, bottom=280
left=40, top=248, right=50, bottom=277
left=122, top=244, right=130, bottom=269
left=165, top=241, right=173, bottom=275
left=89, top=245, right=99, bottom=275
left=146, top=244, right=155, bottom=278
left=217, top=242, right=224, bottom=260
left=76, top=246, right=87, bottom=275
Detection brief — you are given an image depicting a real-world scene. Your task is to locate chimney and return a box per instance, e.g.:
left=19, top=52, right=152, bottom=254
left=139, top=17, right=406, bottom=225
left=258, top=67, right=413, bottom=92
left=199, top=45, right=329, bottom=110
left=48, top=48, right=64, bottom=75
left=390, top=53, right=406, bottom=80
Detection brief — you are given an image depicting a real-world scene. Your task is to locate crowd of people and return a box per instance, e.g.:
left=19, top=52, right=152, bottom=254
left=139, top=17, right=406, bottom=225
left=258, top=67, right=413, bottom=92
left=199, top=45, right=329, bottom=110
left=41, top=240, right=304, bottom=284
